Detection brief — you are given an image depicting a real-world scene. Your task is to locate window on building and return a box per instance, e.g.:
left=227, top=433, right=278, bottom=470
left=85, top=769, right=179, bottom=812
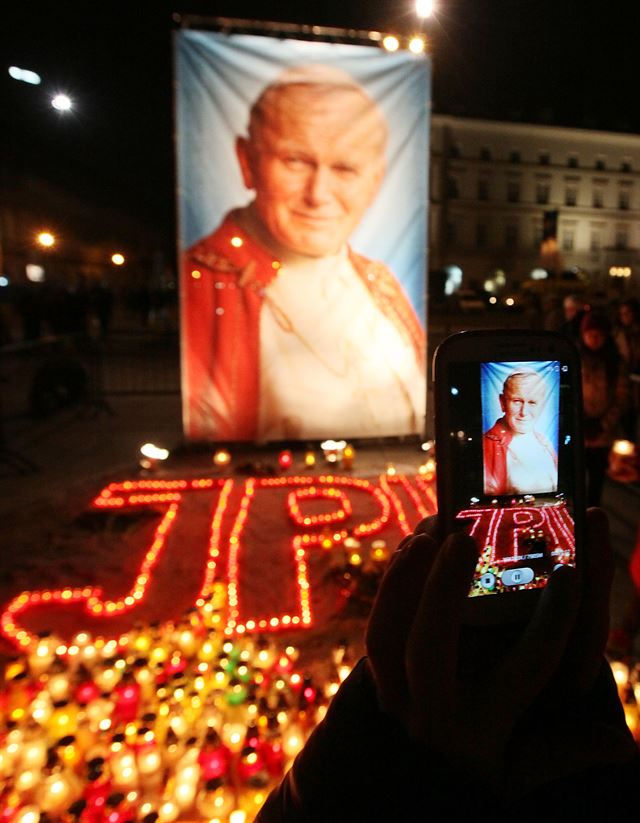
left=590, top=231, right=601, bottom=251
left=447, top=176, right=459, bottom=198
left=476, top=223, right=488, bottom=248
left=533, top=225, right=543, bottom=249
left=480, top=147, right=492, bottom=161
left=562, top=230, right=575, bottom=252
left=507, top=181, right=520, bottom=203
left=621, top=160, right=632, bottom=173
left=593, top=189, right=604, bottom=208
left=445, top=221, right=457, bottom=246
left=619, top=189, right=630, bottom=210
left=595, top=158, right=606, bottom=170
left=536, top=183, right=550, bottom=205
left=539, top=152, right=550, bottom=165
left=477, top=179, right=489, bottom=200
left=565, top=187, right=577, bottom=206
left=448, top=142, right=461, bottom=158
left=505, top=224, right=518, bottom=248
left=509, top=150, right=521, bottom=163
left=567, top=154, right=579, bottom=168
left=616, top=229, right=628, bottom=250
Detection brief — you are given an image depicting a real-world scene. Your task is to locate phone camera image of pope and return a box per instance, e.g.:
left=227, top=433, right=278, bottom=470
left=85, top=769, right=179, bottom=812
left=181, top=64, right=426, bottom=441
left=482, top=364, right=559, bottom=496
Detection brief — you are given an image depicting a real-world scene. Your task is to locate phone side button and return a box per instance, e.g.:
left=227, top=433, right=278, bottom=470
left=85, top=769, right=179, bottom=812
left=501, top=567, right=535, bottom=587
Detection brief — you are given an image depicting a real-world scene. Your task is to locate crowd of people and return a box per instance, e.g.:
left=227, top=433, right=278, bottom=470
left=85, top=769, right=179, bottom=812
left=550, top=294, right=640, bottom=506
left=0, top=278, right=179, bottom=345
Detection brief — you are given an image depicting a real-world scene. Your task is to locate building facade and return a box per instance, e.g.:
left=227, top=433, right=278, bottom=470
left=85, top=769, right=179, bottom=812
left=429, top=115, right=640, bottom=295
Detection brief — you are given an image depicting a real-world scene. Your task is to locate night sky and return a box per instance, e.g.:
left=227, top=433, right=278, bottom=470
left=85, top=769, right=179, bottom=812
left=3, top=0, right=638, bottom=249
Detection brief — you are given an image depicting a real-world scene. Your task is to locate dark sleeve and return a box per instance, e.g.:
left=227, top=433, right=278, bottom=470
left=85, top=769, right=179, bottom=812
left=257, top=658, right=640, bottom=823
left=256, top=657, right=487, bottom=823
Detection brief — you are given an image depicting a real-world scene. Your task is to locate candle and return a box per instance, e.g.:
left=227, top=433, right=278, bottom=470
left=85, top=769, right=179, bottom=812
left=198, top=728, right=231, bottom=780
left=27, top=634, right=58, bottom=677
left=278, top=450, right=293, bottom=470
left=14, top=767, right=40, bottom=796
left=12, top=808, right=41, bottom=823
left=341, top=444, right=355, bottom=470
left=611, top=660, right=629, bottom=697
left=157, top=799, right=180, bottom=822
left=320, top=439, right=346, bottom=464
left=196, top=778, right=235, bottom=818
left=221, top=721, right=246, bottom=753
left=48, top=701, right=78, bottom=740
left=113, top=676, right=140, bottom=725
left=20, top=736, right=47, bottom=771
left=110, top=747, right=138, bottom=791
left=282, top=723, right=305, bottom=761
left=36, top=770, right=81, bottom=815
left=370, top=539, right=390, bottom=564
left=213, top=449, right=231, bottom=469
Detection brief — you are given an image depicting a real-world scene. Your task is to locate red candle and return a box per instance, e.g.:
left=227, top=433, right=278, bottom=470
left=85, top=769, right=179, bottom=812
left=278, top=450, right=293, bottom=469
left=198, top=729, right=231, bottom=781
left=112, top=677, right=140, bottom=724
left=76, top=679, right=100, bottom=706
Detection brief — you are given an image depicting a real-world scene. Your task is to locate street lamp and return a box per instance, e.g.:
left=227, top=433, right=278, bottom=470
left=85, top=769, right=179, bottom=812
left=111, top=253, right=125, bottom=266
left=36, top=231, right=56, bottom=248
left=51, top=93, right=73, bottom=112
left=409, top=36, right=426, bottom=54
left=382, top=35, right=400, bottom=52
left=8, top=66, right=41, bottom=85
left=415, top=0, right=435, bottom=18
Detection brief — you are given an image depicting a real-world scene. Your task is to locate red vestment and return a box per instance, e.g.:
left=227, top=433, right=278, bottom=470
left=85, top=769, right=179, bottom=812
left=181, top=211, right=425, bottom=441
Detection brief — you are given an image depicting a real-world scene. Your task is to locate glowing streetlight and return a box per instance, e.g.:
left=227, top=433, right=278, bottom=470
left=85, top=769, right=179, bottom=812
left=409, top=36, right=426, bottom=54
left=51, top=93, right=73, bottom=112
left=111, top=253, right=125, bottom=266
left=382, top=35, right=400, bottom=52
left=36, top=231, right=55, bottom=248
left=8, top=66, right=41, bottom=85
left=416, top=0, right=435, bottom=18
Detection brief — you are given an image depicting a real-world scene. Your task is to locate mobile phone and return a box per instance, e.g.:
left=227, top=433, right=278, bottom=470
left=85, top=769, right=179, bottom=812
left=433, top=329, right=585, bottom=624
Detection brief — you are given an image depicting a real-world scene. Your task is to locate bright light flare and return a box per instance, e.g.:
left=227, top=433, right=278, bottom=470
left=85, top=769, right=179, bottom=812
left=111, top=253, right=125, bottom=266
left=409, top=36, right=425, bottom=54
left=140, top=443, right=170, bottom=461
left=25, top=265, right=45, bottom=283
left=51, top=93, right=72, bottom=112
left=613, top=439, right=636, bottom=457
left=382, top=35, right=400, bottom=52
left=36, top=231, right=55, bottom=248
left=8, top=66, right=41, bottom=85
left=416, top=0, right=435, bottom=17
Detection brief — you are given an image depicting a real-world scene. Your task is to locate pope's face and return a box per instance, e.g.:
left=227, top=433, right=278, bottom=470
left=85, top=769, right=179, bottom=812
left=500, top=376, right=544, bottom=435
left=237, top=85, right=386, bottom=257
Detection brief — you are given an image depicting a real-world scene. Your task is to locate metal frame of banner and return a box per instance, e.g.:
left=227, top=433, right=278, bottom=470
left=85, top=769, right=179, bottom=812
left=172, top=14, right=390, bottom=48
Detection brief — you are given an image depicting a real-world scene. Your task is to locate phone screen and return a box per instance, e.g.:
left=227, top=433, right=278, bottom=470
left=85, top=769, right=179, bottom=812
left=444, top=358, right=577, bottom=597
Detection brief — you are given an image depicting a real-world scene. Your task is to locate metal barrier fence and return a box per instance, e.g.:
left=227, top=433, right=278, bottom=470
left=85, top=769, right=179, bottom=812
left=91, top=330, right=180, bottom=399
left=0, top=331, right=180, bottom=423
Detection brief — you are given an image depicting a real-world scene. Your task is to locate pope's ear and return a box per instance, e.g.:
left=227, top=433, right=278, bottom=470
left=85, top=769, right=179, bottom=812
left=236, top=137, right=255, bottom=190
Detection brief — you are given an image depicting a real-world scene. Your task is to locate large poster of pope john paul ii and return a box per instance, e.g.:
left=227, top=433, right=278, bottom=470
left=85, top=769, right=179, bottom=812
left=176, top=31, right=430, bottom=442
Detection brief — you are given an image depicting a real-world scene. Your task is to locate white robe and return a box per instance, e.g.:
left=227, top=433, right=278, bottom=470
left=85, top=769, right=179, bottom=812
left=258, top=246, right=425, bottom=440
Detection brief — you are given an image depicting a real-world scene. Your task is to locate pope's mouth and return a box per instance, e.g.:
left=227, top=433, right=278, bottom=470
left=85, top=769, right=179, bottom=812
left=291, top=212, right=342, bottom=223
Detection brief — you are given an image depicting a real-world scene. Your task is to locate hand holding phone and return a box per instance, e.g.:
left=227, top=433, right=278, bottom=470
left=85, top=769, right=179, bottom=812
left=433, top=330, right=586, bottom=623
left=365, top=511, right=636, bottom=796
